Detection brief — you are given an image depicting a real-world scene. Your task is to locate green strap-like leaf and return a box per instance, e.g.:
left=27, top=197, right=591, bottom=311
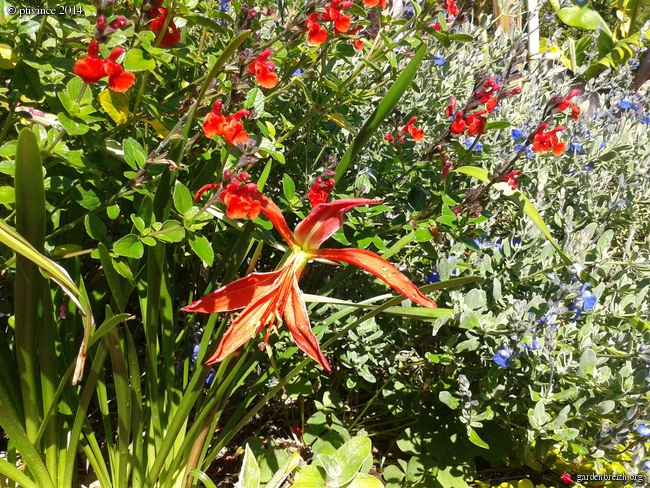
left=334, top=44, right=427, bottom=184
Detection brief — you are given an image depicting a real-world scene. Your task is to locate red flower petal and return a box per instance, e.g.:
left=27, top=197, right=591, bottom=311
left=552, top=142, right=565, bottom=156
left=294, top=198, right=381, bottom=250
left=258, top=195, right=299, bottom=248
left=181, top=270, right=284, bottom=313
left=312, top=247, right=437, bottom=309
left=74, top=57, right=106, bottom=84
left=256, top=70, right=279, bottom=89
left=107, top=65, right=135, bottom=92
left=284, top=276, right=331, bottom=372
left=334, top=15, right=351, bottom=33
left=203, top=111, right=226, bottom=138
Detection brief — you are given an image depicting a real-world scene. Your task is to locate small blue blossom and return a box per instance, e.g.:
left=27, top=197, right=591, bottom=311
left=465, top=136, right=483, bottom=151
left=515, top=143, right=533, bottom=160
left=569, top=142, right=583, bottom=153
left=427, top=271, right=441, bottom=284
left=569, top=283, right=598, bottom=321
left=584, top=130, right=591, bottom=138
left=599, top=140, right=606, bottom=150
left=522, top=337, right=540, bottom=351
left=536, top=311, right=555, bottom=328
left=619, top=100, right=633, bottom=110
left=632, top=103, right=640, bottom=111
left=292, top=69, right=304, bottom=77
left=493, top=346, right=511, bottom=367
left=512, top=236, right=522, bottom=247
left=644, top=460, right=650, bottom=471
left=206, top=370, right=215, bottom=386
left=433, top=54, right=446, bottom=66
left=584, top=161, right=595, bottom=172
left=637, top=424, right=650, bottom=437
left=511, top=129, right=524, bottom=140
left=217, top=0, right=230, bottom=12
left=642, top=115, right=650, bottom=124
left=404, top=2, right=414, bottom=14
left=191, top=343, right=200, bottom=363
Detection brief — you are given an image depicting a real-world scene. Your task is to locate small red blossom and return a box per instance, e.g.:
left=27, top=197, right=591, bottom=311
left=96, top=15, right=107, bottom=32
left=364, top=0, right=386, bottom=8
left=305, top=14, right=328, bottom=45
left=432, top=21, right=441, bottom=31
left=353, top=38, right=364, bottom=51
left=110, top=15, right=128, bottom=30
left=450, top=111, right=466, bottom=134
left=194, top=172, right=261, bottom=220
left=561, top=472, right=574, bottom=485
left=249, top=50, right=278, bottom=89
left=203, top=100, right=250, bottom=146
left=322, top=0, right=353, bottom=34
left=384, top=133, right=394, bottom=143
left=485, top=97, right=498, bottom=112
left=532, top=124, right=565, bottom=155
left=446, top=0, right=460, bottom=17
left=403, top=116, right=424, bottom=141
left=445, top=96, right=457, bottom=117
left=502, top=170, right=521, bottom=190
left=74, top=40, right=107, bottom=84
left=556, top=89, right=581, bottom=121
left=149, top=7, right=181, bottom=47
left=248, top=8, right=257, bottom=17
left=475, top=77, right=502, bottom=104
left=74, top=40, right=135, bottom=92
left=440, top=152, right=453, bottom=183
left=307, top=177, right=335, bottom=206
left=465, top=110, right=487, bottom=136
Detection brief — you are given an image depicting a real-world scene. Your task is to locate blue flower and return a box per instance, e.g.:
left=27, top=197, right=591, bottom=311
left=465, top=136, right=483, bottom=151
left=292, top=69, right=304, bottom=77
left=217, top=0, right=230, bottom=12
left=570, top=142, right=583, bottom=153
left=599, top=140, right=606, bottom=150
left=515, top=143, right=533, bottom=159
left=191, top=343, right=200, bottom=363
left=427, top=271, right=441, bottom=284
left=511, top=129, right=524, bottom=140
left=642, top=115, right=650, bottom=125
left=644, top=460, right=650, bottom=471
left=637, top=424, right=650, bottom=437
left=537, top=311, right=555, bottom=328
left=633, top=103, right=640, bottom=111
left=433, top=54, right=446, bottom=66
left=404, top=2, right=414, bottom=14
left=584, top=130, right=591, bottom=138
left=512, top=236, right=522, bottom=247
left=569, top=283, right=597, bottom=321
left=619, top=100, right=633, bottom=110
left=206, top=370, right=215, bottom=386
left=522, top=337, right=540, bottom=351
left=584, top=161, right=595, bottom=171
left=493, top=346, right=511, bottom=367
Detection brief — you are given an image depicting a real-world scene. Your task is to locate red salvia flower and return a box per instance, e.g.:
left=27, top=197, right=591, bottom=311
left=532, top=124, right=565, bottom=155
left=465, top=110, right=487, bottom=136
left=305, top=14, right=328, bottom=45
left=74, top=40, right=107, bottom=84
left=556, top=89, right=581, bottom=121
left=74, top=40, right=135, bottom=92
left=441, top=152, right=453, bottom=183
left=384, top=133, right=394, bottom=143
left=110, top=15, right=128, bottom=30
left=485, top=97, right=498, bottom=112
left=185, top=186, right=437, bottom=372
left=249, top=50, right=279, bottom=89
left=307, top=177, right=335, bottom=206
left=353, top=38, right=364, bottom=51
left=446, top=0, right=460, bottom=17
left=104, top=47, right=136, bottom=92
left=445, top=96, right=457, bottom=117
left=149, top=7, right=181, bottom=47
left=403, top=116, right=425, bottom=141
left=203, top=100, right=250, bottom=146
left=502, top=170, right=521, bottom=190
left=364, top=0, right=386, bottom=8
left=450, top=111, right=466, bottom=134
left=322, top=0, right=353, bottom=34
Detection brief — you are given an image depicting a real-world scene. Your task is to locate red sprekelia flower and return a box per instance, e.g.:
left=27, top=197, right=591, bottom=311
left=556, top=89, right=581, bottom=121
left=307, top=177, right=335, bottom=206
left=202, top=100, right=250, bottom=146
left=305, top=13, right=328, bottom=45
left=149, top=7, right=181, bottom=47
left=185, top=182, right=437, bottom=372
left=403, top=116, right=425, bottom=141
left=502, top=170, right=521, bottom=190
left=249, top=50, right=278, bottom=89
left=532, top=123, right=565, bottom=155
